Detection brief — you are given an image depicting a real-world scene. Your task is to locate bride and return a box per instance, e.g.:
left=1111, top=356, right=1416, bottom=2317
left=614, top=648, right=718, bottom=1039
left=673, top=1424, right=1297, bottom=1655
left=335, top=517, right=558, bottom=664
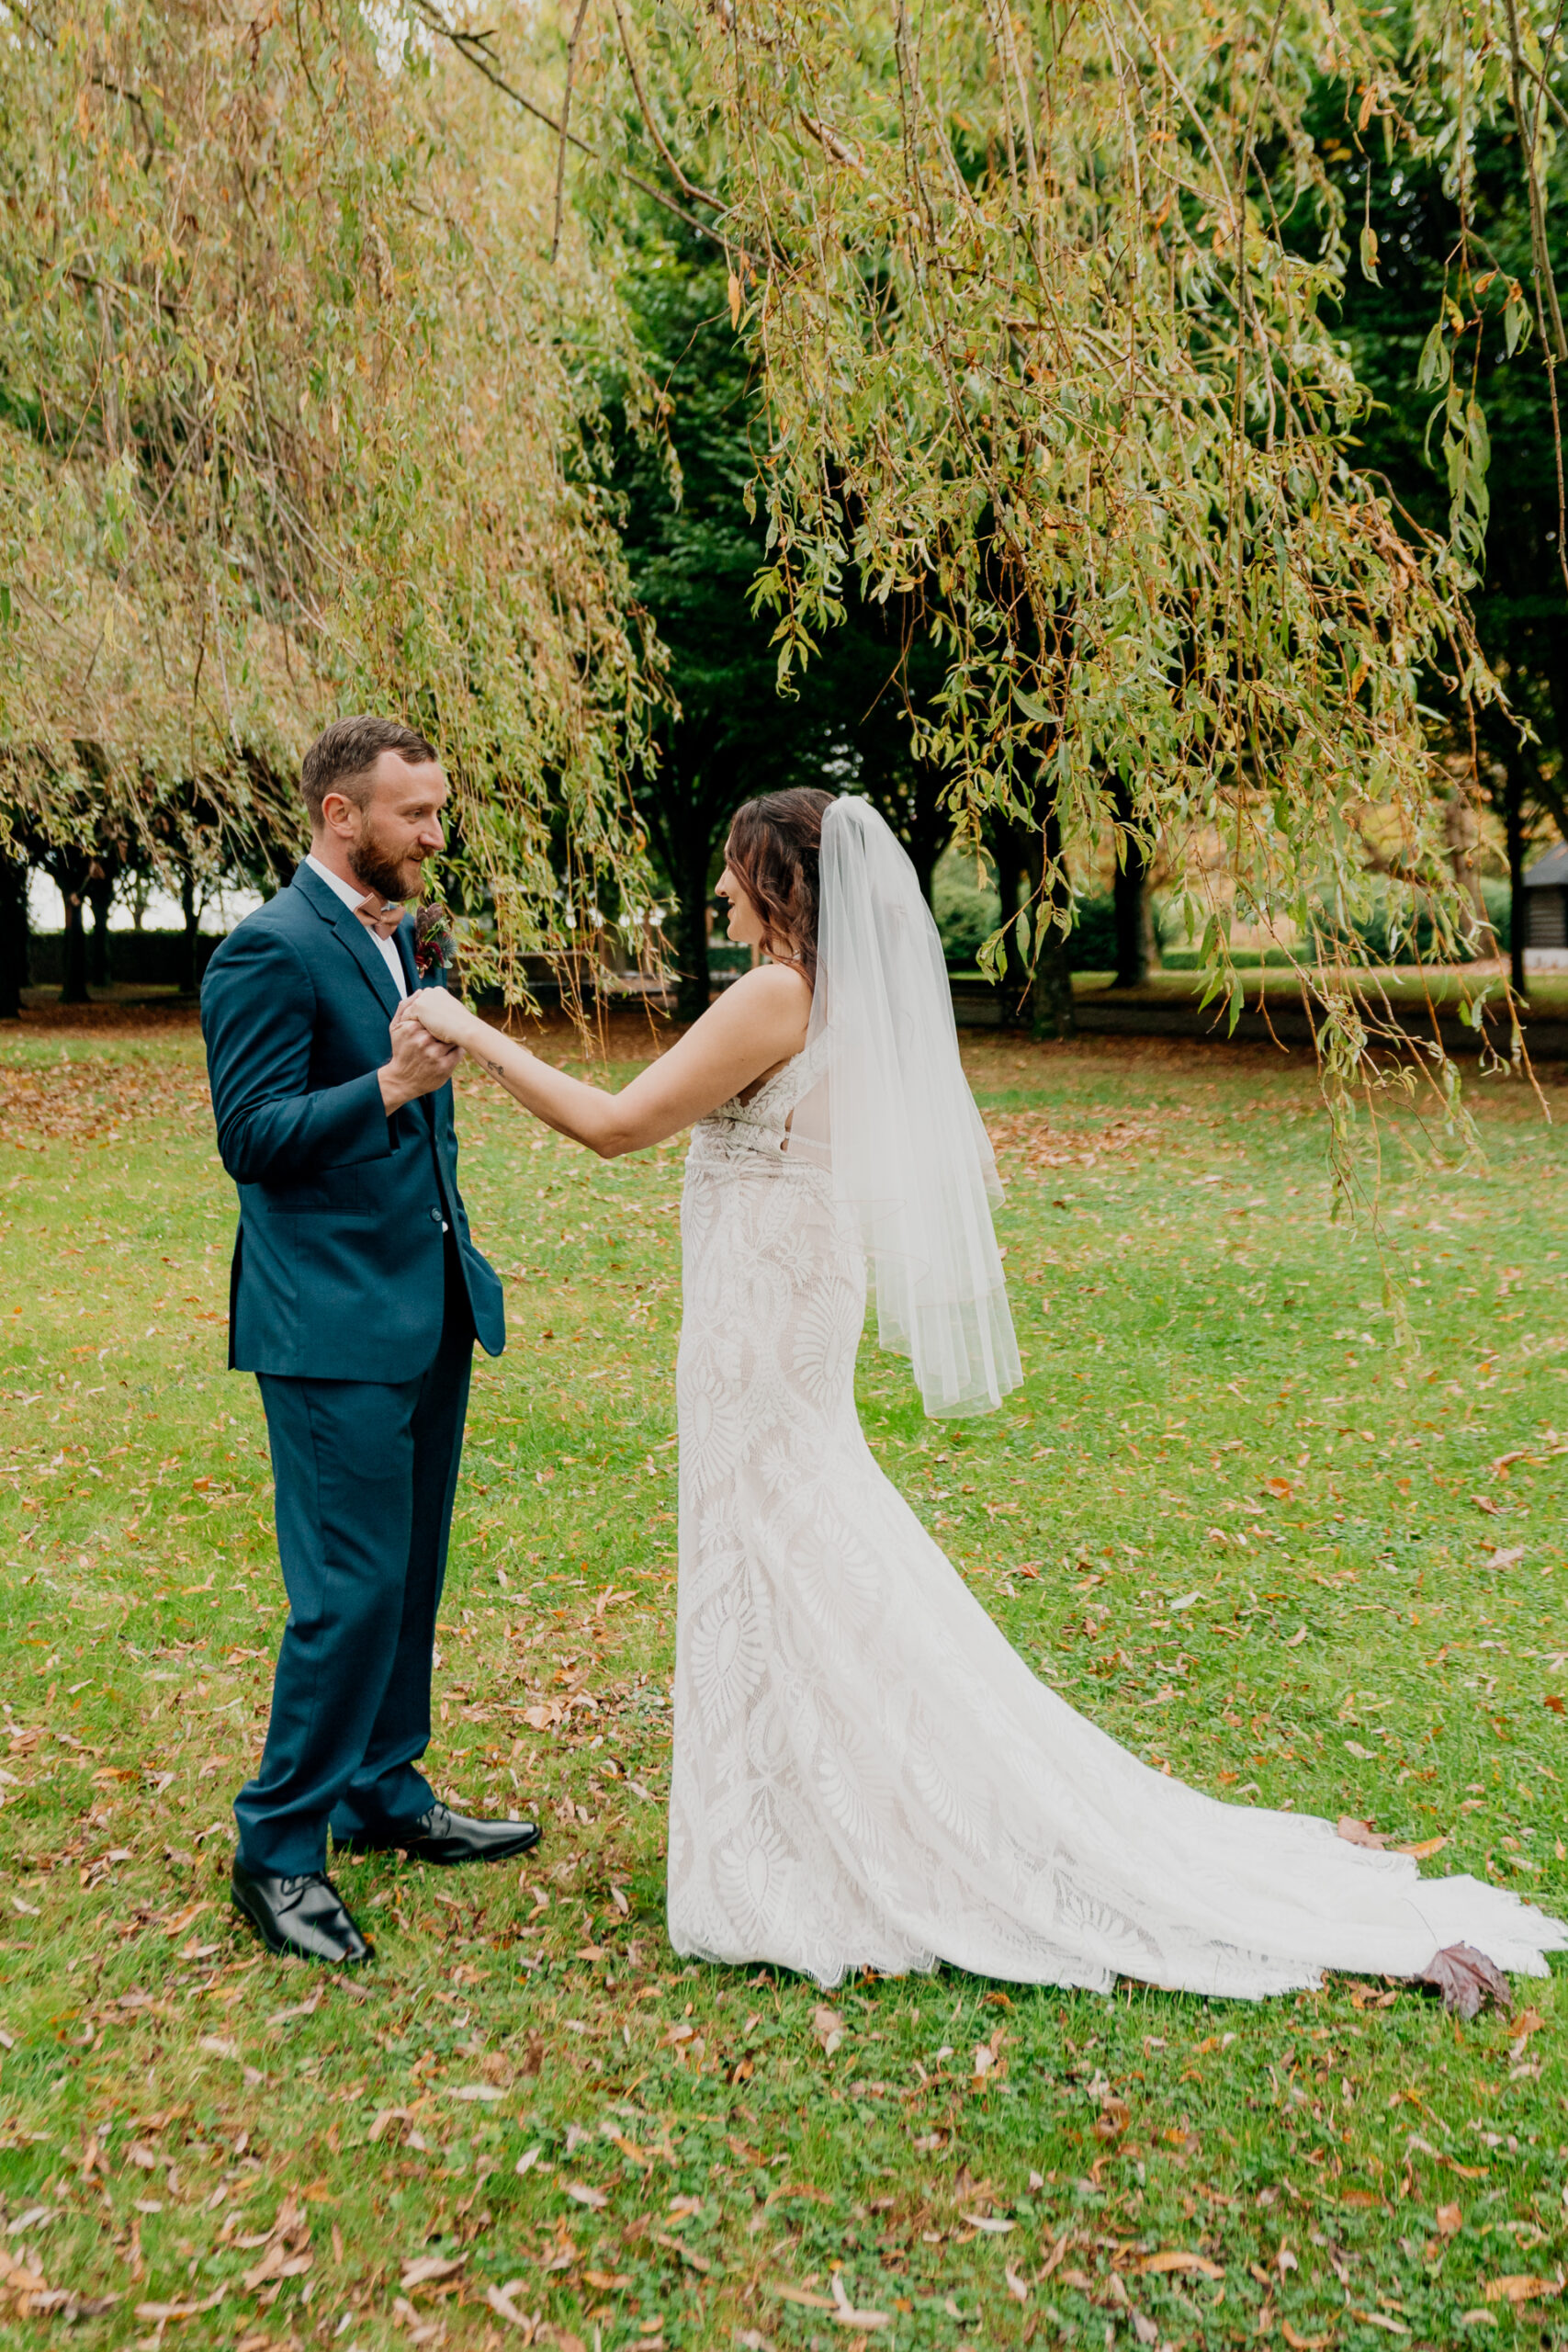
left=406, top=790, right=1564, bottom=1996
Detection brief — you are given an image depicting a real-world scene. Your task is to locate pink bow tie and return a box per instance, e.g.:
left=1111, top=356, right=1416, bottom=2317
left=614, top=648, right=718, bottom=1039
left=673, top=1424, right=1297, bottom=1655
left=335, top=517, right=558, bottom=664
left=355, top=899, right=404, bottom=942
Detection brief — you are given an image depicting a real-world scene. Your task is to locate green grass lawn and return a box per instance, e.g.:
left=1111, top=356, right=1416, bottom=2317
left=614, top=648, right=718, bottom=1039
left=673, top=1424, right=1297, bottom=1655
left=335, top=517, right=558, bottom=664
left=2, top=1012, right=1566, bottom=2352
left=1069, top=967, right=1568, bottom=1023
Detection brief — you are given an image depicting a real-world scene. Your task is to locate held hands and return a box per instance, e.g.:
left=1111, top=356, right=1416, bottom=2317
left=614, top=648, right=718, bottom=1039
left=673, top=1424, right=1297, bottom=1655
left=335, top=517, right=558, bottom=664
left=402, top=985, right=469, bottom=1047
left=378, top=996, right=460, bottom=1116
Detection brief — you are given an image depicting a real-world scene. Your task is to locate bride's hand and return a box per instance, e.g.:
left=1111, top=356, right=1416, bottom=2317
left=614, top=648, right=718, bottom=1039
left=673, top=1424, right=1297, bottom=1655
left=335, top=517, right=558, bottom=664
left=404, top=985, right=470, bottom=1047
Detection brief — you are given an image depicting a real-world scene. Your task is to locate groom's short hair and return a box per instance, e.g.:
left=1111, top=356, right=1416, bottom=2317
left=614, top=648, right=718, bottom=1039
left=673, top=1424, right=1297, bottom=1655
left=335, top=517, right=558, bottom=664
left=301, top=716, right=439, bottom=824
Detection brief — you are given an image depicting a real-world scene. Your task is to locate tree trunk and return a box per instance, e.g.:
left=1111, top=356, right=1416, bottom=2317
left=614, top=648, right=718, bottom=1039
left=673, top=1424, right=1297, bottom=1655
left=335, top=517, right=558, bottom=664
left=1504, top=756, right=1528, bottom=1002
left=987, top=815, right=1029, bottom=1023
left=61, top=890, right=89, bottom=1004
left=1111, top=776, right=1150, bottom=989
left=989, top=798, right=1075, bottom=1038
left=674, top=830, right=712, bottom=1023
left=1031, top=788, right=1076, bottom=1040
left=0, top=854, right=28, bottom=1021
left=177, top=868, right=199, bottom=995
left=87, top=871, right=114, bottom=989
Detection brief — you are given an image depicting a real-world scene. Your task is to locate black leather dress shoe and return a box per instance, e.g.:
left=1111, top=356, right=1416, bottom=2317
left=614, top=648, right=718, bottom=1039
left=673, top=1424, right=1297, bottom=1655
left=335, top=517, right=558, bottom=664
left=231, top=1859, right=373, bottom=1964
left=343, top=1802, right=542, bottom=1867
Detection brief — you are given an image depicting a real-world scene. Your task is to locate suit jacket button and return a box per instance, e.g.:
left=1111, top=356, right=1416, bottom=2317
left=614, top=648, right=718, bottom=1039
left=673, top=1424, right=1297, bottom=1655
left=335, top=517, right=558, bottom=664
left=429, top=1206, right=444, bottom=1223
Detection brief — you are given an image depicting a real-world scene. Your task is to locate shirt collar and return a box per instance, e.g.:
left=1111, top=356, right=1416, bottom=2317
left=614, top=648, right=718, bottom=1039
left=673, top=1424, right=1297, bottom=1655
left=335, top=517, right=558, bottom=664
left=306, top=851, right=379, bottom=918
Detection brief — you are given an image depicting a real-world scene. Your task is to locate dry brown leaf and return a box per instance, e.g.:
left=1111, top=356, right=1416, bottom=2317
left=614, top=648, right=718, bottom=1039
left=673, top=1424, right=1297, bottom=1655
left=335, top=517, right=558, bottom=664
left=1135, top=2251, right=1225, bottom=2280
left=1281, top=2326, right=1332, bottom=2350
left=1337, top=1816, right=1392, bottom=1849
left=811, top=2005, right=844, bottom=2056
left=400, top=2253, right=466, bottom=2290
left=1483, top=2275, right=1562, bottom=2304
left=1436, top=2203, right=1462, bottom=2237
left=830, top=2272, right=890, bottom=2328
left=1420, top=1943, right=1511, bottom=2020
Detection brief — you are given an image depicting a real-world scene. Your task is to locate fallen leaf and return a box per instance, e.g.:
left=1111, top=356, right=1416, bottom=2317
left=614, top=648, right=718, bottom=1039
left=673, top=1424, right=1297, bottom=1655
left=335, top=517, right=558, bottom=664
left=770, top=2283, right=835, bottom=2312
left=514, top=2146, right=541, bottom=2177
left=830, top=2271, right=890, bottom=2329
left=960, top=2213, right=1014, bottom=2233
left=1483, top=2276, right=1562, bottom=2304
left=486, top=2281, right=535, bottom=2333
left=1281, top=2328, right=1331, bottom=2350
left=565, top=2183, right=607, bottom=2210
left=1546, top=1696, right=1565, bottom=1716
left=1337, top=1816, right=1391, bottom=1849
left=134, top=2292, right=224, bottom=2323
left=812, top=2006, right=844, bottom=2056
left=400, top=2253, right=466, bottom=2290
left=652, top=2230, right=711, bottom=2273
left=1396, top=1834, right=1449, bottom=1859
left=1349, top=2310, right=1410, bottom=2335
left=1436, top=2204, right=1462, bottom=2238
left=1134, top=2251, right=1225, bottom=2280
left=583, top=2268, right=631, bottom=2290
left=1005, top=2263, right=1029, bottom=2303
left=1420, top=1944, right=1511, bottom=2020
left=446, top=2084, right=504, bottom=2102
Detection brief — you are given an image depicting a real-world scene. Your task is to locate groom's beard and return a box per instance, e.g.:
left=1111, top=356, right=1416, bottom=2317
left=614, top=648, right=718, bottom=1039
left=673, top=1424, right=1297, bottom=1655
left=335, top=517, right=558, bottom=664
left=348, top=832, right=422, bottom=906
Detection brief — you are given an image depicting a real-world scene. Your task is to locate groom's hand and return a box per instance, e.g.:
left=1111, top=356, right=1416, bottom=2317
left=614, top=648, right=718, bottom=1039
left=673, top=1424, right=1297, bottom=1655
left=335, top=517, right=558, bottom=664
left=379, top=1000, right=460, bottom=1115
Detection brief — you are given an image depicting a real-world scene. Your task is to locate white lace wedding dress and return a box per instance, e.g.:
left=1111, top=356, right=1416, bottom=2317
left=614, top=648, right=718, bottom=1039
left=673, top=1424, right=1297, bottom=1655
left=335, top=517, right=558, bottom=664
left=666, top=1046, right=1567, bottom=1995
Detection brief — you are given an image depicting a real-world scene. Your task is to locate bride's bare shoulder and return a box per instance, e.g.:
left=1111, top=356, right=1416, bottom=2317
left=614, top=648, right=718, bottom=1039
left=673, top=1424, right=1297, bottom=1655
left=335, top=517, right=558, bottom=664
left=719, top=960, right=813, bottom=1019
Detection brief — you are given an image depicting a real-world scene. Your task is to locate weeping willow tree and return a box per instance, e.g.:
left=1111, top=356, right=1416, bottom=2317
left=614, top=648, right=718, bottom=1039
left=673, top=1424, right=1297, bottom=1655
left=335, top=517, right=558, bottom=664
left=420, top=0, right=1562, bottom=1145
left=0, top=0, right=663, bottom=1001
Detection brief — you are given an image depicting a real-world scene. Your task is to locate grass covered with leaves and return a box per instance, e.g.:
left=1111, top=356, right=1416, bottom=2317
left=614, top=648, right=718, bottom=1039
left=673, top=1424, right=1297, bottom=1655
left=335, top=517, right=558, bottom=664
left=2, top=1012, right=1566, bottom=2352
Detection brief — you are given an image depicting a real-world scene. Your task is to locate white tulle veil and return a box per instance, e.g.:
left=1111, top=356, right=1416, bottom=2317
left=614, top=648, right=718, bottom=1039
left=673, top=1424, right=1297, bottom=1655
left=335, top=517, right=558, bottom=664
left=786, top=797, right=1022, bottom=1418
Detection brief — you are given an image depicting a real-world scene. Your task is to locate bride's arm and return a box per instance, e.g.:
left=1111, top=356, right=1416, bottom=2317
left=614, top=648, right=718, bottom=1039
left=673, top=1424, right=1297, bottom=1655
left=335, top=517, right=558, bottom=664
left=402, top=966, right=811, bottom=1158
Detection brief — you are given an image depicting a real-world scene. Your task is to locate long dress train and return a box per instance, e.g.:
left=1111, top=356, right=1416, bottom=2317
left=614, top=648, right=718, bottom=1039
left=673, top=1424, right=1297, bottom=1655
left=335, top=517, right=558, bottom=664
left=666, top=1046, right=1566, bottom=1995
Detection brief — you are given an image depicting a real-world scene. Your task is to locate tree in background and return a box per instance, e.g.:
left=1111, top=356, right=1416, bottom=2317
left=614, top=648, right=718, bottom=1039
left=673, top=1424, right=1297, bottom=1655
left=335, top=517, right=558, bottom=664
left=0, top=0, right=660, bottom=1011
left=605, top=222, right=958, bottom=1013
left=1311, top=91, right=1568, bottom=998
left=423, top=0, right=1564, bottom=1095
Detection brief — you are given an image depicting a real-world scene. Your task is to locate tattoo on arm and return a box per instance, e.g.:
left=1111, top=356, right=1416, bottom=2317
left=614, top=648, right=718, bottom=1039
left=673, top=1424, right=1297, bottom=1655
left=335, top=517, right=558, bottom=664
left=483, top=1057, right=506, bottom=1080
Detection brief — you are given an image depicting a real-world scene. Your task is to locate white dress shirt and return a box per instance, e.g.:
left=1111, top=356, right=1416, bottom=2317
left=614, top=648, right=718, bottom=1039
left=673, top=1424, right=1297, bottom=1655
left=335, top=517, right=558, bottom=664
left=305, top=853, right=408, bottom=1002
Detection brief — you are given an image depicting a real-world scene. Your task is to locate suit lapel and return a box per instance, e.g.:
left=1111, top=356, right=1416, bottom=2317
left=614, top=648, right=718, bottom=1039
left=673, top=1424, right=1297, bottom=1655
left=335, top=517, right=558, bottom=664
left=292, top=864, right=402, bottom=1021
left=395, top=917, right=418, bottom=996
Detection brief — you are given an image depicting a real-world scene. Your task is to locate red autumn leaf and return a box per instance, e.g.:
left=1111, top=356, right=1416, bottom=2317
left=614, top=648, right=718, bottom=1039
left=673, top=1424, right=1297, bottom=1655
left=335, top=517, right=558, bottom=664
left=1419, top=1943, right=1511, bottom=2020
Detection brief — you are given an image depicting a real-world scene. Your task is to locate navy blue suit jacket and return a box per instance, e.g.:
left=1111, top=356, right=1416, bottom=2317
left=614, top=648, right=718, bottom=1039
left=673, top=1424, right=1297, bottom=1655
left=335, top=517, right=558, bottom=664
left=200, top=863, right=505, bottom=1380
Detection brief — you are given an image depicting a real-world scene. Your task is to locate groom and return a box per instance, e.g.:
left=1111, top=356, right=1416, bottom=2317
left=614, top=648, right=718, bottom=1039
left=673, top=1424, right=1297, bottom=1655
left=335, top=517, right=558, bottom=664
left=201, top=715, right=540, bottom=1966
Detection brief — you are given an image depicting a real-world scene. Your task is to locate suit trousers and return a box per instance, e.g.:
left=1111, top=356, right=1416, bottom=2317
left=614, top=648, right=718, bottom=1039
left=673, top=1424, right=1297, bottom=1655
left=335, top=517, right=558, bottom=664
left=234, top=1251, right=475, bottom=1875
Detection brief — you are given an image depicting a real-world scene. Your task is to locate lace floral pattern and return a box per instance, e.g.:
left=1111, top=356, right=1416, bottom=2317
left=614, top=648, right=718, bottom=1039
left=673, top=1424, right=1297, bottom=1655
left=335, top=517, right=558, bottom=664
left=666, top=1055, right=1567, bottom=1993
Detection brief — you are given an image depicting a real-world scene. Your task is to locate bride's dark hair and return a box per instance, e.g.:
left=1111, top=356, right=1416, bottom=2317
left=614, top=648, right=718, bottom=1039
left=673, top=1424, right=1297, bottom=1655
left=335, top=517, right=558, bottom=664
left=724, top=787, right=834, bottom=984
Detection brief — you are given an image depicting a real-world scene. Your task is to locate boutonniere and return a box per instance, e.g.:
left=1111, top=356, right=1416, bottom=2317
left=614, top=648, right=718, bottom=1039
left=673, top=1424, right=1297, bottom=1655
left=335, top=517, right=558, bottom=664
left=413, top=901, right=456, bottom=980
